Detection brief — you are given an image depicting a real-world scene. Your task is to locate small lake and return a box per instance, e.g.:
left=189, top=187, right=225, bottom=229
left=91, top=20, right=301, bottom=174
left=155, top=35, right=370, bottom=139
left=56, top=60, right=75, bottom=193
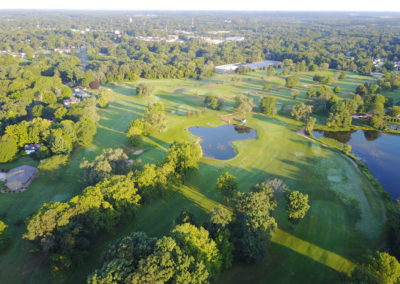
left=313, top=130, right=400, bottom=199
left=189, top=125, right=257, bottom=160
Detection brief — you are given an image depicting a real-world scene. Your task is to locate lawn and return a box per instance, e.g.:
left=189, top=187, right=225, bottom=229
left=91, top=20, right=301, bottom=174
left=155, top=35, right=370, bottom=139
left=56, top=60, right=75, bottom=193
left=0, top=70, right=387, bottom=283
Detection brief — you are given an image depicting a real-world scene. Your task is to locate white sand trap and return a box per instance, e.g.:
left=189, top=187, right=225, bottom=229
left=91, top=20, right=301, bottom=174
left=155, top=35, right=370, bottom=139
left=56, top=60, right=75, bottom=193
left=293, top=152, right=304, bottom=157
left=133, top=150, right=144, bottom=155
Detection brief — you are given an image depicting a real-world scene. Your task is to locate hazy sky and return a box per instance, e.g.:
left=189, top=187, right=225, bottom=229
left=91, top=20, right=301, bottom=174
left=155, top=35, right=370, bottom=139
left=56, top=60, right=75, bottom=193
left=1, top=0, right=400, bottom=11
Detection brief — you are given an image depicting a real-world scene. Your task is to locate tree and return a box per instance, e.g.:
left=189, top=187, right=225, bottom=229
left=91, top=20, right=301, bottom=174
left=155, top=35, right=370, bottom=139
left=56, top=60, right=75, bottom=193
left=165, top=140, right=202, bottom=176
left=291, top=103, right=313, bottom=121
left=97, top=89, right=111, bottom=108
left=286, top=191, right=310, bottom=223
left=216, top=172, right=238, bottom=199
left=0, top=135, right=18, bottom=163
left=262, top=84, right=271, bottom=92
left=88, top=232, right=157, bottom=284
left=204, top=95, right=223, bottom=110
left=333, top=86, right=341, bottom=94
left=127, top=237, right=209, bottom=284
left=143, top=103, right=167, bottom=133
left=75, top=117, right=97, bottom=147
left=234, top=95, right=254, bottom=114
left=32, top=104, right=44, bottom=117
left=350, top=252, right=400, bottom=284
left=305, top=117, right=316, bottom=135
left=259, top=97, right=277, bottom=116
left=208, top=206, right=234, bottom=269
left=285, top=76, right=299, bottom=88
left=171, top=223, right=222, bottom=279
left=0, top=220, right=8, bottom=250
left=306, top=87, right=317, bottom=98
left=136, top=84, right=154, bottom=98
left=326, top=100, right=354, bottom=128
left=369, top=114, right=386, bottom=129
left=47, top=129, right=73, bottom=155
left=233, top=188, right=277, bottom=263
left=80, top=148, right=131, bottom=185
left=209, top=206, right=233, bottom=229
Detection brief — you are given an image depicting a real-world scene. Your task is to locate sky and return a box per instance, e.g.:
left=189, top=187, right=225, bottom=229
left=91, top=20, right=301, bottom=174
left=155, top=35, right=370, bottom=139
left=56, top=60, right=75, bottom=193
left=0, top=0, right=400, bottom=12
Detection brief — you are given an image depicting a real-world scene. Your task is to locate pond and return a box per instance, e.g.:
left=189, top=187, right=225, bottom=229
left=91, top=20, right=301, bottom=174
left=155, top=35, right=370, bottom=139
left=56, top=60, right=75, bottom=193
left=189, top=125, right=257, bottom=160
left=313, top=130, right=400, bottom=200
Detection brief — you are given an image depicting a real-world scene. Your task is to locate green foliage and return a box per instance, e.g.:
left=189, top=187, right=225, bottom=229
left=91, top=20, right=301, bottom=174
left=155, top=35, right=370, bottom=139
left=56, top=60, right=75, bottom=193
left=305, top=117, right=316, bottom=135
left=234, top=95, right=254, bottom=114
left=286, top=191, right=311, bottom=222
left=349, top=252, right=400, bottom=284
left=216, top=172, right=238, bottom=199
left=313, top=74, right=333, bottom=85
left=88, top=232, right=157, bottom=284
left=0, top=134, right=18, bottom=163
left=209, top=206, right=233, bottom=229
left=369, top=114, right=386, bottom=129
left=333, top=86, right=342, bottom=94
left=136, top=84, right=154, bottom=98
left=80, top=148, right=131, bottom=185
left=204, top=95, right=223, bottom=110
left=326, top=100, right=355, bottom=128
left=38, top=155, right=69, bottom=172
left=291, top=103, right=313, bottom=121
left=143, top=103, right=167, bottom=133
left=262, top=84, right=271, bottom=92
left=97, top=89, right=111, bottom=108
left=259, top=97, right=277, bottom=116
left=285, top=76, right=299, bottom=88
left=32, top=104, right=44, bottom=117
left=129, top=135, right=143, bottom=147
left=24, top=175, right=141, bottom=266
left=127, top=237, right=209, bottom=283
left=0, top=220, right=9, bottom=250
left=75, top=117, right=97, bottom=147
left=175, top=208, right=196, bottom=225
left=306, top=87, right=317, bottom=98
left=165, top=140, right=202, bottom=176
left=233, top=187, right=277, bottom=263
left=172, top=223, right=222, bottom=279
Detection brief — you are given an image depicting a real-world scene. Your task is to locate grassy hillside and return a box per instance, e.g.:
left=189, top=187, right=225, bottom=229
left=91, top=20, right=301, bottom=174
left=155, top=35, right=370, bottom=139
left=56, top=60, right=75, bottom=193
left=0, top=70, right=386, bottom=284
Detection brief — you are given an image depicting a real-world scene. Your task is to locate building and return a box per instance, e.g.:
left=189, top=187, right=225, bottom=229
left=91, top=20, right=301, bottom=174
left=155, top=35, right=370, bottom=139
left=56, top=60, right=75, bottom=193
left=214, top=60, right=282, bottom=74
left=6, top=165, right=38, bottom=192
left=214, top=63, right=241, bottom=73
left=24, top=144, right=41, bottom=155
left=63, top=97, right=81, bottom=108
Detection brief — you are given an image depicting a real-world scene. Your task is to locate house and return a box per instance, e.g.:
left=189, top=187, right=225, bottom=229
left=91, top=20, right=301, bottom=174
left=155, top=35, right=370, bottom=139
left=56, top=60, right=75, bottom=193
left=63, top=97, right=81, bottom=108
left=24, top=144, right=41, bottom=155
left=5, top=165, right=38, bottom=192
left=214, top=63, right=241, bottom=74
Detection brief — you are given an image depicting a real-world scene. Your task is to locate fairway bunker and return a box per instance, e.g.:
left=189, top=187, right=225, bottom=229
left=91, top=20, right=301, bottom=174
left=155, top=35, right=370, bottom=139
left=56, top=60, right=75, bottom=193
left=189, top=124, right=256, bottom=160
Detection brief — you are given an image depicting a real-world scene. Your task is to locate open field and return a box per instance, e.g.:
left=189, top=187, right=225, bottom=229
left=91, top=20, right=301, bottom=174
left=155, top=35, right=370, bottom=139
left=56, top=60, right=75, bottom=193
left=0, top=70, right=387, bottom=283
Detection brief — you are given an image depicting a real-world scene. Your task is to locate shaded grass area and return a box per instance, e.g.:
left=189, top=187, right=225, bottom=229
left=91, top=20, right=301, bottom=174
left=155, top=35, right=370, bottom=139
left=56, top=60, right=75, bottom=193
left=0, top=70, right=386, bottom=284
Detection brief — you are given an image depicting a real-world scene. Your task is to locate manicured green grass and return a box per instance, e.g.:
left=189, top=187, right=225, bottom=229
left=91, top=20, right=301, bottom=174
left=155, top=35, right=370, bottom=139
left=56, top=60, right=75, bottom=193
left=0, top=70, right=387, bottom=284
